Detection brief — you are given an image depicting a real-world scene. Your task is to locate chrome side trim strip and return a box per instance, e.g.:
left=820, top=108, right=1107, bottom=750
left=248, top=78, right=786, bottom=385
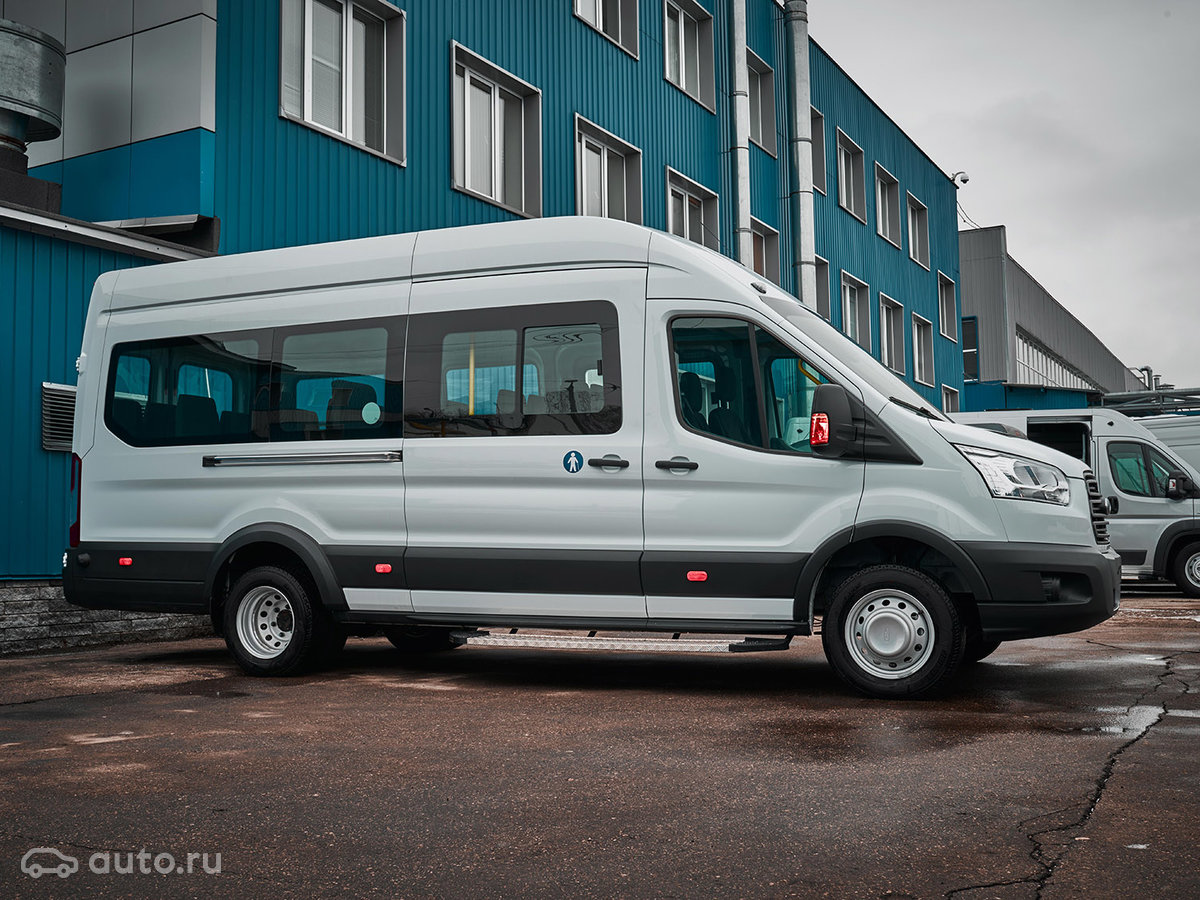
left=202, top=450, right=402, bottom=467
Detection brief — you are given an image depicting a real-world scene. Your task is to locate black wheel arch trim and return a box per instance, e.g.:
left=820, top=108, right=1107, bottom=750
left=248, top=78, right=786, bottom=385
left=205, top=523, right=347, bottom=615
left=792, top=521, right=992, bottom=623
left=1152, top=522, right=1200, bottom=576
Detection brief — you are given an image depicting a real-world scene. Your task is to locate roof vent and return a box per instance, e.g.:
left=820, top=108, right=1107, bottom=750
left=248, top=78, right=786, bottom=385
left=0, top=18, right=65, bottom=211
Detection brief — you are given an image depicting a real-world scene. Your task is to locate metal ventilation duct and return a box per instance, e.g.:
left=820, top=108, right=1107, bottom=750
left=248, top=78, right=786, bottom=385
left=0, top=18, right=65, bottom=157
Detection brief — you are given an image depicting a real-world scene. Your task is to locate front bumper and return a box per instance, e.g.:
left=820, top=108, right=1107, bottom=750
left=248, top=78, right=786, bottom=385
left=960, top=542, right=1121, bottom=641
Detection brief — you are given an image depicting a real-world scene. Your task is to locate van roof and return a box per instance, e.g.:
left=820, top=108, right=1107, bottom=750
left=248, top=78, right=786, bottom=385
left=98, top=217, right=774, bottom=312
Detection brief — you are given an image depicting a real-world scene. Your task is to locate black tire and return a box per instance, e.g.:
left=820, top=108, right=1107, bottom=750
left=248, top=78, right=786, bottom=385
left=223, top=565, right=327, bottom=676
left=1171, top=542, right=1200, bottom=597
left=821, top=564, right=964, bottom=699
left=964, top=632, right=1002, bottom=664
left=383, top=625, right=459, bottom=654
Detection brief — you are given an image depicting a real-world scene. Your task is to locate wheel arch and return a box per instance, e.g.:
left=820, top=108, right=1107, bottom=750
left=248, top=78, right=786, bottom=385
left=204, top=524, right=346, bottom=633
left=1153, top=522, right=1200, bottom=576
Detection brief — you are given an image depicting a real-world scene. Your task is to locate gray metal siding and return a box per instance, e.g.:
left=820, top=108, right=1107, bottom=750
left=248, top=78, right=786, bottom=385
left=958, top=226, right=1010, bottom=383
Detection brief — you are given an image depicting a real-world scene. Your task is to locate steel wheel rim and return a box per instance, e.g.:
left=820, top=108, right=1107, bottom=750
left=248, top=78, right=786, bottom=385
left=1185, top=554, right=1200, bottom=589
left=844, top=588, right=935, bottom=680
left=237, top=586, right=295, bottom=659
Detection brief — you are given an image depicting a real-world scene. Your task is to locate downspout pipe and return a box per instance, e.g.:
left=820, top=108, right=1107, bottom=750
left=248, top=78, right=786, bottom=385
left=731, top=0, right=753, bottom=268
left=784, top=1, right=814, bottom=307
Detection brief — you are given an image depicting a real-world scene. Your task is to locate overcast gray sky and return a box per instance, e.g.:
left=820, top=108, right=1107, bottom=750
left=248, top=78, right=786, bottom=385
left=810, top=0, right=1200, bottom=390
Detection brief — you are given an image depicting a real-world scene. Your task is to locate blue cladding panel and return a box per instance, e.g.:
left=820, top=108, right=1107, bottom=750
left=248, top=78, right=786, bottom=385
left=963, top=382, right=1095, bottom=412
left=0, top=227, right=155, bottom=579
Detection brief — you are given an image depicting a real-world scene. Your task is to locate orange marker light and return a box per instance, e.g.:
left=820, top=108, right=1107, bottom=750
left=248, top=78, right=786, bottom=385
left=686, top=570, right=708, bottom=582
left=811, top=412, right=830, bottom=446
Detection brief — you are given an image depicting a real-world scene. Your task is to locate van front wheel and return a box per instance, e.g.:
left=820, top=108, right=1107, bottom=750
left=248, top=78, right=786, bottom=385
left=224, top=566, right=324, bottom=676
left=1171, top=542, right=1200, bottom=597
left=822, top=565, right=964, bottom=699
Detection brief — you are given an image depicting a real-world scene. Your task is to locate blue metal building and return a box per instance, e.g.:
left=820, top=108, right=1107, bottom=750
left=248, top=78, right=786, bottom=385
left=3, top=0, right=964, bottom=581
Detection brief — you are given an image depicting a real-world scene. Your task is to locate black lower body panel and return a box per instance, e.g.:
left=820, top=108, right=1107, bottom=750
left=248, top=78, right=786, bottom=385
left=960, top=541, right=1121, bottom=640
left=63, top=542, right=212, bottom=614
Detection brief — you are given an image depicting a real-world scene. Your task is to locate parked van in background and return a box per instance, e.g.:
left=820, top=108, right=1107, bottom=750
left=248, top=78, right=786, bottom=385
left=1141, top=415, right=1200, bottom=477
left=955, top=409, right=1200, bottom=596
left=64, top=218, right=1119, bottom=699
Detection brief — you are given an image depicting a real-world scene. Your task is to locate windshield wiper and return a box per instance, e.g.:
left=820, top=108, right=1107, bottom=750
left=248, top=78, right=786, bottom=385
left=889, top=396, right=938, bottom=419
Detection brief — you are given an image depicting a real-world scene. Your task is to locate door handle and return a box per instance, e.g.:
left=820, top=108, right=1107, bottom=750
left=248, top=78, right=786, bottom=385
left=588, top=456, right=630, bottom=469
left=655, top=458, right=699, bottom=471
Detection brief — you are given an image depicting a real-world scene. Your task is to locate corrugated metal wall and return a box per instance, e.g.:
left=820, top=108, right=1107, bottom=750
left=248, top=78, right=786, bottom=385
left=959, top=226, right=1010, bottom=384
left=809, top=41, right=962, bottom=408
left=0, top=226, right=154, bottom=579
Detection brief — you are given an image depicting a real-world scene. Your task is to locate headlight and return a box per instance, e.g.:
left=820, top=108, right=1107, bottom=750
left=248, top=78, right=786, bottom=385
left=956, top=445, right=1071, bottom=505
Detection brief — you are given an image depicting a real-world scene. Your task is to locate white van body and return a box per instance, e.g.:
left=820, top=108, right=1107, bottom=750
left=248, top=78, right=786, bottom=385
left=1141, top=415, right=1200, bottom=475
left=65, top=218, right=1119, bottom=698
left=954, top=408, right=1200, bottom=593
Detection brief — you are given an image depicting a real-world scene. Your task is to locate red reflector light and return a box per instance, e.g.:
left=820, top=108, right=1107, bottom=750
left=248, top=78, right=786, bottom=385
left=811, top=412, right=830, bottom=446
left=375, top=563, right=392, bottom=574
left=687, top=570, right=708, bottom=582
left=118, top=557, right=132, bottom=567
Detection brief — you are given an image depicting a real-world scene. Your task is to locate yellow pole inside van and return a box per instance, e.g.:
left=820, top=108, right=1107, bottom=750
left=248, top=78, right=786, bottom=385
left=468, top=337, right=475, bottom=416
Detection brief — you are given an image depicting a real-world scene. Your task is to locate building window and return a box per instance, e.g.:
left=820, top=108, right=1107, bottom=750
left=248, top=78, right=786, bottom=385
left=875, top=164, right=900, bottom=246
left=575, top=0, right=639, bottom=56
left=879, top=294, right=904, bottom=374
left=811, top=108, right=825, bottom=193
left=750, top=217, right=780, bottom=284
left=814, top=256, right=830, bottom=319
left=907, top=192, right=929, bottom=269
left=962, top=316, right=979, bottom=381
left=941, top=385, right=959, bottom=413
left=912, top=313, right=934, bottom=386
left=666, top=167, right=718, bottom=250
left=1015, top=330, right=1102, bottom=391
left=938, top=272, right=957, bottom=341
left=663, top=0, right=715, bottom=109
left=452, top=44, right=542, bottom=216
left=280, top=0, right=405, bottom=160
left=747, top=51, right=776, bottom=155
left=836, top=129, right=866, bottom=222
left=840, top=272, right=870, bottom=350
left=576, top=117, right=642, bottom=223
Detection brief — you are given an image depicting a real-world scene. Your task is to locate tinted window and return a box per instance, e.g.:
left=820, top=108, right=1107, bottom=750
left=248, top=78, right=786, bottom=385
left=405, top=301, right=621, bottom=437
left=1108, top=442, right=1152, bottom=497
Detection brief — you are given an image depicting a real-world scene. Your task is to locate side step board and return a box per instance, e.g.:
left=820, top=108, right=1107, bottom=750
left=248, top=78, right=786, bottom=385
left=449, top=630, right=792, bottom=654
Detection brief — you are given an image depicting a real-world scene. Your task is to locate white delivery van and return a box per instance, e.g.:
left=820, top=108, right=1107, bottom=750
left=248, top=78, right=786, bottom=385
left=1141, top=415, right=1200, bottom=475
left=955, top=409, right=1200, bottom=595
left=64, top=218, right=1119, bottom=698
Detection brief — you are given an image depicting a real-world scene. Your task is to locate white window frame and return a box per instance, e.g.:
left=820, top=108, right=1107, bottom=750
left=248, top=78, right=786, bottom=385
left=912, top=312, right=935, bottom=386
left=840, top=271, right=870, bottom=351
left=574, top=0, right=639, bottom=57
left=750, top=216, right=780, bottom=284
left=663, top=0, right=715, bottom=110
left=746, top=50, right=776, bottom=156
left=279, top=0, right=406, bottom=163
left=451, top=43, right=543, bottom=217
left=666, top=167, right=718, bottom=250
left=937, top=272, right=957, bottom=341
left=811, top=107, right=825, bottom=194
left=814, top=256, right=830, bottom=319
left=836, top=128, right=866, bottom=223
left=575, top=115, right=643, bottom=224
left=874, top=163, right=900, bottom=247
left=941, top=385, right=960, bottom=413
left=879, top=293, right=905, bottom=374
left=907, top=192, right=930, bottom=269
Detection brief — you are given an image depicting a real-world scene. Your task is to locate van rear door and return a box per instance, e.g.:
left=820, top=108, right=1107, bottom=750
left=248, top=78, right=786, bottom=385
left=641, top=300, right=866, bottom=625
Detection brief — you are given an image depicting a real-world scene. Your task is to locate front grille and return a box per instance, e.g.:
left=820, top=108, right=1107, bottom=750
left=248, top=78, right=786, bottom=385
left=1084, top=470, right=1109, bottom=545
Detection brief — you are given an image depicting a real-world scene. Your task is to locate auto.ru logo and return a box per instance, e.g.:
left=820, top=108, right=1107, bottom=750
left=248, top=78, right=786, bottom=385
left=21, top=847, right=79, bottom=879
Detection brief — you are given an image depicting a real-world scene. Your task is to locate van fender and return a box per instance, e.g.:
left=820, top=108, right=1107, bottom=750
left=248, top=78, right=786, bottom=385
left=792, top=521, right=992, bottom=623
left=204, top=523, right=347, bottom=614
left=1152, top=521, right=1200, bottom=576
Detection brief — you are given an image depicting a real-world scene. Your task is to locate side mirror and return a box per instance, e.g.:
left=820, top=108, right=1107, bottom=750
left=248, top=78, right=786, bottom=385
left=1165, top=472, right=1194, bottom=501
left=811, top=383, right=856, bottom=459
left=1105, top=496, right=1119, bottom=515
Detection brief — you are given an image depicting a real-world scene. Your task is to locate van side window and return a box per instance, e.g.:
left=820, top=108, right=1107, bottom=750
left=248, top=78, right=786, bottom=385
left=275, top=322, right=404, bottom=441
left=1108, top=442, right=1154, bottom=497
left=105, top=334, right=270, bottom=446
left=405, top=301, right=621, bottom=437
left=670, top=317, right=828, bottom=453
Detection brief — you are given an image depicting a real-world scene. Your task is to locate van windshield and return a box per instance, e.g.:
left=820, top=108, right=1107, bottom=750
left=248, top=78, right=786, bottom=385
left=762, top=295, right=946, bottom=421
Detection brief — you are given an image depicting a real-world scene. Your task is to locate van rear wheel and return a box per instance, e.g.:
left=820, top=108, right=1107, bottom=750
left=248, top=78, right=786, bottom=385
left=1171, top=542, right=1200, bottom=597
left=822, top=565, right=964, bottom=698
left=224, top=566, right=325, bottom=676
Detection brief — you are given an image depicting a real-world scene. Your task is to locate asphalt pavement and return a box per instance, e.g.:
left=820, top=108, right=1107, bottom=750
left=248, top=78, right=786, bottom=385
left=1, top=589, right=1197, bottom=899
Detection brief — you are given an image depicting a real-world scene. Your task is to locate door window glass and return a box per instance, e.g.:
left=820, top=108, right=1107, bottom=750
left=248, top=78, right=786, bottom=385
left=1147, top=445, right=1182, bottom=496
left=757, top=327, right=828, bottom=453
left=670, top=318, right=761, bottom=447
left=1108, top=442, right=1152, bottom=497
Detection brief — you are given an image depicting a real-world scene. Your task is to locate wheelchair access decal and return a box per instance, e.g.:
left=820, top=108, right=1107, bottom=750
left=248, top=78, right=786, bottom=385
left=563, top=450, right=583, bottom=473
